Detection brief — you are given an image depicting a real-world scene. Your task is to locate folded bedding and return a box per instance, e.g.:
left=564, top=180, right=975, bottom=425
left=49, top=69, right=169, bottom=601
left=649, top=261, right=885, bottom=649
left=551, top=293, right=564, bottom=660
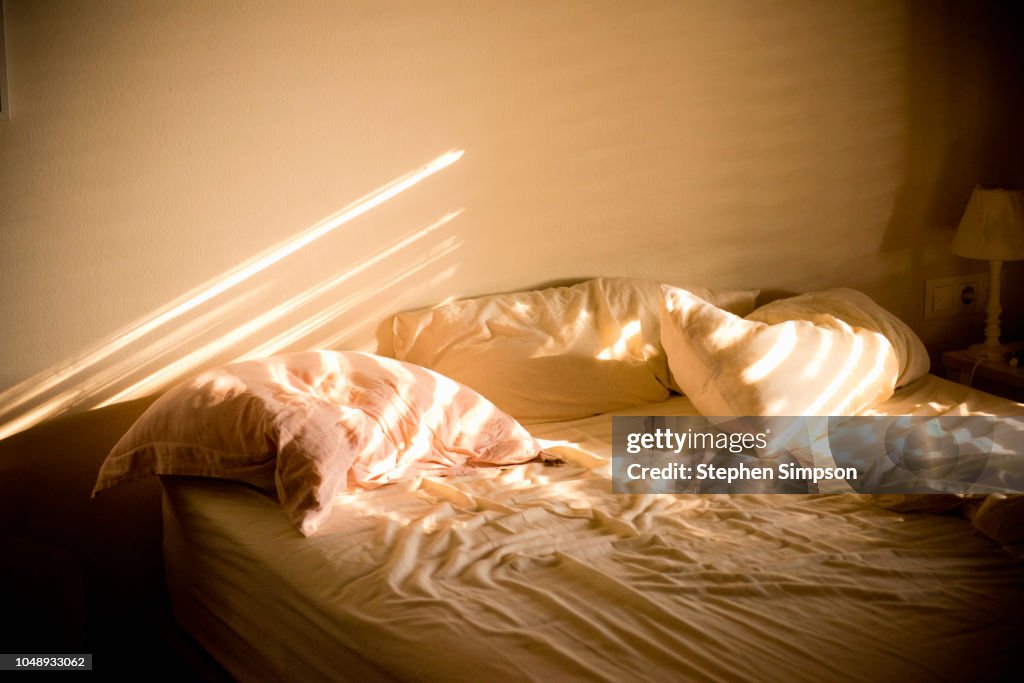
left=392, top=277, right=759, bottom=422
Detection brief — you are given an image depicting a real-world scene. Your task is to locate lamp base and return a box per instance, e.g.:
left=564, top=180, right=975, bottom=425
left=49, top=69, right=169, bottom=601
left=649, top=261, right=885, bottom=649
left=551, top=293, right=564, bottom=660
left=966, top=342, right=1013, bottom=362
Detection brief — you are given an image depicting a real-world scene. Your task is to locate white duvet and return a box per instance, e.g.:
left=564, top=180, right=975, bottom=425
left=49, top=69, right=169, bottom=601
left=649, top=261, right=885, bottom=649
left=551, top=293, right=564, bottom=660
left=162, top=375, right=1024, bottom=683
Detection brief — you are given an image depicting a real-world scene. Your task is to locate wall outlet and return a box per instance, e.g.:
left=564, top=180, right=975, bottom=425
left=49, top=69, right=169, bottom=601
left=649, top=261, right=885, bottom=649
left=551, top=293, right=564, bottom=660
left=923, top=273, right=988, bottom=320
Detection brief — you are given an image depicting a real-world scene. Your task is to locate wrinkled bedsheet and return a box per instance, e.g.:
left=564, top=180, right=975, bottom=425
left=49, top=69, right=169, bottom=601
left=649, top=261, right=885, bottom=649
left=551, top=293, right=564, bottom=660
left=163, top=375, right=1024, bottom=682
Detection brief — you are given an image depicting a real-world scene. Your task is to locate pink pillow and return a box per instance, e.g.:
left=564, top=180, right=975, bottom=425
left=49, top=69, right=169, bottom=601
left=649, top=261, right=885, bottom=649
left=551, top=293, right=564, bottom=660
left=94, top=351, right=541, bottom=535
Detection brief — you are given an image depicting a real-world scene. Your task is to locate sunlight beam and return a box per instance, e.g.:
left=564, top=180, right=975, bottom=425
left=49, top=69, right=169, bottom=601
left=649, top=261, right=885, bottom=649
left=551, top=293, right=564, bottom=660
left=311, top=265, right=460, bottom=351
left=244, top=238, right=462, bottom=359
left=742, top=324, right=798, bottom=384
left=98, top=212, right=464, bottom=406
left=0, top=150, right=464, bottom=421
left=804, top=323, right=864, bottom=416
left=597, top=320, right=642, bottom=360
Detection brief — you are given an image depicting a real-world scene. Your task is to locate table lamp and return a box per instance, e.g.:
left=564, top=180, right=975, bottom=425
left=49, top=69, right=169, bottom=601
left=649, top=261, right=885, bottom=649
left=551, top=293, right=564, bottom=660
left=951, top=186, right=1024, bottom=360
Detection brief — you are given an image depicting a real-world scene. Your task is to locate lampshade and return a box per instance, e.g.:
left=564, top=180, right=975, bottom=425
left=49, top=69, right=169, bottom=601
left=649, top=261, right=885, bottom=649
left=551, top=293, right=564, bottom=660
left=951, top=186, right=1024, bottom=261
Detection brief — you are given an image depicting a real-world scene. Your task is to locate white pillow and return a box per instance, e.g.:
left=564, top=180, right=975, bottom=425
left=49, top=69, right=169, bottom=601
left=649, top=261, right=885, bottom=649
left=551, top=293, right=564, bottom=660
left=392, top=278, right=759, bottom=422
left=746, top=288, right=929, bottom=387
left=660, top=285, right=899, bottom=416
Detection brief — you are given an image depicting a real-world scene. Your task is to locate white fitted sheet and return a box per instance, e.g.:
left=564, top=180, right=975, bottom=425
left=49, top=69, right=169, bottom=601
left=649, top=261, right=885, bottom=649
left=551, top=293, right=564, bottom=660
left=163, top=375, right=1024, bottom=682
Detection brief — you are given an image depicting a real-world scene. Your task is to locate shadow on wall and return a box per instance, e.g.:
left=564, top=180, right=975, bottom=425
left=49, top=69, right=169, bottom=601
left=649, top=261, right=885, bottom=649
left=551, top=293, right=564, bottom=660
left=881, top=0, right=1024, bottom=355
left=0, top=150, right=465, bottom=441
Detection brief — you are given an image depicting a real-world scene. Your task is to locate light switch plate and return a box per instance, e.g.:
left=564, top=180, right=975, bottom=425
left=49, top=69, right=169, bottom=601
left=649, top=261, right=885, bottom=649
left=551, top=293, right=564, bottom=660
left=924, top=273, right=988, bottom=319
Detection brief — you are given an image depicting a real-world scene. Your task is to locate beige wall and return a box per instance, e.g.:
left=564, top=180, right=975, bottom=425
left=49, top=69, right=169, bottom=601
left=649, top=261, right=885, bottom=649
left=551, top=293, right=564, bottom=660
left=0, top=0, right=1021, bottom=438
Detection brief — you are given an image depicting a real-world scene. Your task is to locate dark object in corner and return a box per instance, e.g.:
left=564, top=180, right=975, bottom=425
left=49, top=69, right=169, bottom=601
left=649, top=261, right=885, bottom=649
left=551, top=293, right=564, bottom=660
left=0, top=396, right=209, bottom=674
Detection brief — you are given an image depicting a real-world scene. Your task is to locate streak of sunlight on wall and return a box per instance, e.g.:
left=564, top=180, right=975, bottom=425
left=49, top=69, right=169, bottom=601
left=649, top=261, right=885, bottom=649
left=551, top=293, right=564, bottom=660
left=0, top=150, right=463, bottom=439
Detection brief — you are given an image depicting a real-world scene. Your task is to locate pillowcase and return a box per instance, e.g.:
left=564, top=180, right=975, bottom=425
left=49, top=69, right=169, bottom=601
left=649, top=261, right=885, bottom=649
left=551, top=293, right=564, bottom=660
left=970, top=494, right=1024, bottom=546
left=392, top=277, right=759, bottom=422
left=871, top=493, right=1024, bottom=546
left=745, top=288, right=929, bottom=387
left=93, top=351, right=540, bottom=536
left=660, top=285, right=899, bottom=416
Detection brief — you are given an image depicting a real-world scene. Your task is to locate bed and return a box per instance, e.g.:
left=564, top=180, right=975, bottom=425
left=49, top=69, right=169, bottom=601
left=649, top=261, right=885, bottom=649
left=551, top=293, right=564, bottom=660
left=93, top=278, right=1024, bottom=681
left=161, top=374, right=1023, bottom=682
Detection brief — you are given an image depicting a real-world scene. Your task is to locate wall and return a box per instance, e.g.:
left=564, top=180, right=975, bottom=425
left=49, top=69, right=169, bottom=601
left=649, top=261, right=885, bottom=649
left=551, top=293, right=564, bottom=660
left=0, top=0, right=1022, bottom=437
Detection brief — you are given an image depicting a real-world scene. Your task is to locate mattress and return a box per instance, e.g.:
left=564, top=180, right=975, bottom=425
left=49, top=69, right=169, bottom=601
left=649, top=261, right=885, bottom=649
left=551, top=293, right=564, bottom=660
left=163, top=375, right=1024, bottom=682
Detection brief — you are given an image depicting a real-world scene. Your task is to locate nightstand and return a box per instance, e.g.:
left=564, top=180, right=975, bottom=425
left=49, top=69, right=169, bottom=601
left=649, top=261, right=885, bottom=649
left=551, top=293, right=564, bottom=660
left=942, top=345, right=1024, bottom=402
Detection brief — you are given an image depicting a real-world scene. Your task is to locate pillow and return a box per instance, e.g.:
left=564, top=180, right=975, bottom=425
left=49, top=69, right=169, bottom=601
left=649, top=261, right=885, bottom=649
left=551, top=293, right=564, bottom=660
left=746, top=288, right=929, bottom=387
left=871, top=493, right=1024, bottom=546
left=660, top=285, right=899, bottom=416
left=392, top=277, right=759, bottom=422
left=970, top=494, right=1024, bottom=546
left=93, top=351, right=540, bottom=536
